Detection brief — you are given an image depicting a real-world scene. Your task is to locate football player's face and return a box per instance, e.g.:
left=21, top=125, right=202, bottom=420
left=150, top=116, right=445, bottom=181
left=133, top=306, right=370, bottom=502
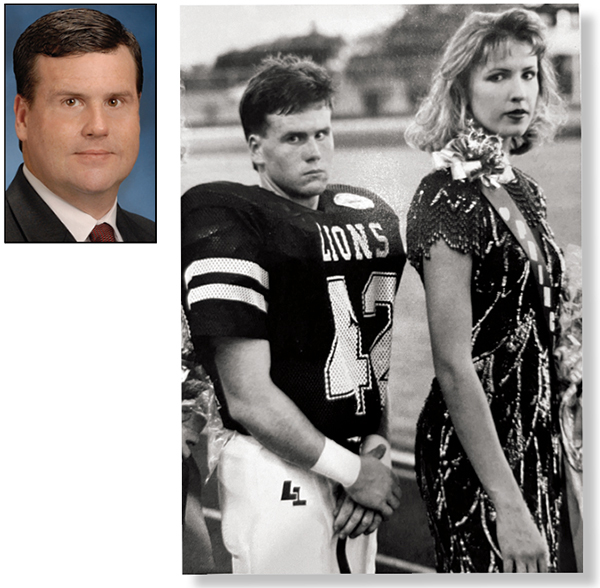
left=250, top=103, right=333, bottom=204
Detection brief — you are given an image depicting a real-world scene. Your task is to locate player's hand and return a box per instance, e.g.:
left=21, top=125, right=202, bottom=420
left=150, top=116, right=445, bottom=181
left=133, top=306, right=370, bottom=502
left=333, top=488, right=383, bottom=539
left=360, top=434, right=392, bottom=469
left=495, top=500, right=549, bottom=572
left=346, top=445, right=401, bottom=518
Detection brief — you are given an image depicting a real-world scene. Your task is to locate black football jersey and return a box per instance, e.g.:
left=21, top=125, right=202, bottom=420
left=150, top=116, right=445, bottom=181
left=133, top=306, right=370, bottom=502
left=182, top=181, right=406, bottom=447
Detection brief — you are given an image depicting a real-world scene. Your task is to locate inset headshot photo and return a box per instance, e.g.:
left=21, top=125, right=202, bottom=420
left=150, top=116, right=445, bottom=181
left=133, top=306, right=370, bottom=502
left=5, top=4, right=156, bottom=242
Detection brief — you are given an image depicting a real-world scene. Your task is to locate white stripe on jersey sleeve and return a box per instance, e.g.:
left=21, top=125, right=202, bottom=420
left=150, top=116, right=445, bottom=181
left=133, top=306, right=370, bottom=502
left=184, top=258, right=269, bottom=289
left=187, top=284, right=268, bottom=313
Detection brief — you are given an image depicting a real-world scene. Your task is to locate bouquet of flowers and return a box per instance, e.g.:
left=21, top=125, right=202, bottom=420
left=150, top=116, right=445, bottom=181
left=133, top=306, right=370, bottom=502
left=554, top=244, right=582, bottom=473
left=432, top=121, right=514, bottom=187
left=182, top=307, right=232, bottom=481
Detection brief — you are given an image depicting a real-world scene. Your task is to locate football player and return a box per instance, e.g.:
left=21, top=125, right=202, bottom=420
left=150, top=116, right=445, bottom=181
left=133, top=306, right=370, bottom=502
left=182, top=55, right=406, bottom=573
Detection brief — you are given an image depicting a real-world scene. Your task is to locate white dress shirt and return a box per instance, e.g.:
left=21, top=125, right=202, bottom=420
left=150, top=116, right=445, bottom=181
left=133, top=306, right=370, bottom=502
left=23, top=165, right=123, bottom=242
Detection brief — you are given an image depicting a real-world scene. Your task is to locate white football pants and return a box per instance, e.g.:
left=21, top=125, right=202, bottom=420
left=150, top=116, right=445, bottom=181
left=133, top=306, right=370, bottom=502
left=218, top=433, right=377, bottom=574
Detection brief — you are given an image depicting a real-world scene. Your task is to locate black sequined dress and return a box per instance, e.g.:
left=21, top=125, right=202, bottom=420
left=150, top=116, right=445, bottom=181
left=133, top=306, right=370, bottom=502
left=406, top=167, right=565, bottom=572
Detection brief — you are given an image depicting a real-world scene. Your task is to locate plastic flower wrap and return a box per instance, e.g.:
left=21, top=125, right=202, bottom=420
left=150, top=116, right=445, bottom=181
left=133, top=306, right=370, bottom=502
left=554, top=244, right=582, bottom=473
left=182, top=307, right=233, bottom=481
left=432, top=121, right=515, bottom=187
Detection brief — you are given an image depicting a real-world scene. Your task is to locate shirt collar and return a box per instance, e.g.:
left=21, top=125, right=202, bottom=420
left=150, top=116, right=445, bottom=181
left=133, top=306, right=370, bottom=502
left=23, top=165, right=123, bottom=242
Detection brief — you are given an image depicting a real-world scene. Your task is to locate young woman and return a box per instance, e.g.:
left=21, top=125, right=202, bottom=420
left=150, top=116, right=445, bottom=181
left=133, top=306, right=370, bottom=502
left=404, top=8, right=569, bottom=572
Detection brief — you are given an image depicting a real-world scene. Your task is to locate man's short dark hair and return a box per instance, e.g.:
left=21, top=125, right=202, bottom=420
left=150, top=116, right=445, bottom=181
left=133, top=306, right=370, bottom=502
left=14, top=8, right=143, bottom=102
left=239, top=54, right=335, bottom=139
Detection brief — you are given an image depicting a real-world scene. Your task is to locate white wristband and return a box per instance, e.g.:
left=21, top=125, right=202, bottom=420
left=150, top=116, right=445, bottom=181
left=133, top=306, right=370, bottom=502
left=310, top=437, right=361, bottom=488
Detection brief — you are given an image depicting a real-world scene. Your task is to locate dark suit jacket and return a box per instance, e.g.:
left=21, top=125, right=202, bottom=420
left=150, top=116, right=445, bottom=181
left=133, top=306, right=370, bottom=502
left=5, top=165, right=156, bottom=243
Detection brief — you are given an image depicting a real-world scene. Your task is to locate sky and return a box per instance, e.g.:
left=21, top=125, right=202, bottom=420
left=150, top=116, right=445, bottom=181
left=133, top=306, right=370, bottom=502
left=180, top=5, right=407, bottom=69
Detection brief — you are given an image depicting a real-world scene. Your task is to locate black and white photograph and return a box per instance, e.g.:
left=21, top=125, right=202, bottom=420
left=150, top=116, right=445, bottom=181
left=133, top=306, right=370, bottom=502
left=181, top=3, right=583, bottom=575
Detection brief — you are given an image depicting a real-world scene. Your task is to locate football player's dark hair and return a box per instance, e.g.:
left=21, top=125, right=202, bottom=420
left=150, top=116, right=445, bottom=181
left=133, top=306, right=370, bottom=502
left=14, top=8, right=143, bottom=103
left=239, top=54, right=335, bottom=139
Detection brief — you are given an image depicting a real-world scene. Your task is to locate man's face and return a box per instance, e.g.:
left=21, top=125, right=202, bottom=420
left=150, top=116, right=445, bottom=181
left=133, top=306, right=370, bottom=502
left=250, top=102, right=333, bottom=204
left=15, top=45, right=140, bottom=207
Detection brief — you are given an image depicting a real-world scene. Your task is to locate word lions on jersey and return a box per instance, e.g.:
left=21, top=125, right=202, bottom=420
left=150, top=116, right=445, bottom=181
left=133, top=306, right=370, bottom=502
left=182, top=181, right=406, bottom=449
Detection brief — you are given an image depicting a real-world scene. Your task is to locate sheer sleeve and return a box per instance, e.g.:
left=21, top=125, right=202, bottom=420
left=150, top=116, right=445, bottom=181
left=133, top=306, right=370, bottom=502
left=406, top=169, right=492, bottom=277
left=182, top=188, right=270, bottom=342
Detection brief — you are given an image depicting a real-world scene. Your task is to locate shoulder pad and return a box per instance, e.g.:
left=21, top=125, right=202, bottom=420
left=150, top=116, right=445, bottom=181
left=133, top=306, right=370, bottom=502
left=182, top=181, right=261, bottom=214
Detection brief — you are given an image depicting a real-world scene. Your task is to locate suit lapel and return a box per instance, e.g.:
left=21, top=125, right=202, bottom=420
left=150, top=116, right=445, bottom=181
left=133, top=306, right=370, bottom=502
left=6, top=166, right=154, bottom=243
left=116, top=206, right=134, bottom=242
left=6, top=166, right=76, bottom=242
left=116, top=205, right=155, bottom=242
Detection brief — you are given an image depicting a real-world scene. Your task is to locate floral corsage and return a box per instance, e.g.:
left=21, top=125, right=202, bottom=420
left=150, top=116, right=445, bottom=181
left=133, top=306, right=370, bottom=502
left=432, top=121, right=515, bottom=188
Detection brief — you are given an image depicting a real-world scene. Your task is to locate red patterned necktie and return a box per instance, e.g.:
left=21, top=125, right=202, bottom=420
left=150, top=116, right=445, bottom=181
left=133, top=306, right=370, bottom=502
left=89, top=222, right=116, bottom=242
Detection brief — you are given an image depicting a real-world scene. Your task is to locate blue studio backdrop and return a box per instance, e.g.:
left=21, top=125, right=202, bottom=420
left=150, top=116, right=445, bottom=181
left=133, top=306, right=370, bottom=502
left=4, top=4, right=157, bottom=223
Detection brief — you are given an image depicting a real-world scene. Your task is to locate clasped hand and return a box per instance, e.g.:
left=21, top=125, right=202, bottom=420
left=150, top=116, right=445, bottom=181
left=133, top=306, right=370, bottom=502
left=333, top=444, right=401, bottom=539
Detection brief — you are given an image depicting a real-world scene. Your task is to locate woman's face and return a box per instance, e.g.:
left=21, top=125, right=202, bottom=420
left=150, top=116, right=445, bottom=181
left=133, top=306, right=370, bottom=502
left=468, top=40, right=539, bottom=143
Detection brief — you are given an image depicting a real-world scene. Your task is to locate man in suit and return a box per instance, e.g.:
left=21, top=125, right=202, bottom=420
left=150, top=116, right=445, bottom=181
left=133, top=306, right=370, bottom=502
left=5, top=8, right=155, bottom=243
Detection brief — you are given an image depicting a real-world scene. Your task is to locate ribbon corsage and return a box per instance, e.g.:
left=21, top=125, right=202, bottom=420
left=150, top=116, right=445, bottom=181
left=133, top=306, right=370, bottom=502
left=432, top=123, right=515, bottom=188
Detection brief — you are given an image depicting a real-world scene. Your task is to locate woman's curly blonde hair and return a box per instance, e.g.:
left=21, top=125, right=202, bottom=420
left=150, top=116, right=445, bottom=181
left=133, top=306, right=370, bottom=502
left=404, top=8, right=567, bottom=155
